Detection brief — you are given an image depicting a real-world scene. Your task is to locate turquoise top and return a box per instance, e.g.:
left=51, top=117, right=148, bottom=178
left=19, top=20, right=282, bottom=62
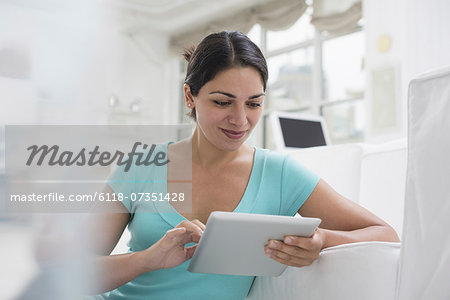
left=95, top=145, right=319, bottom=300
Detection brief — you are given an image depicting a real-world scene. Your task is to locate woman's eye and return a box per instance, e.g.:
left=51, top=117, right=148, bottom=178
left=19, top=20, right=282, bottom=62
left=213, top=100, right=231, bottom=106
left=248, top=102, right=261, bottom=108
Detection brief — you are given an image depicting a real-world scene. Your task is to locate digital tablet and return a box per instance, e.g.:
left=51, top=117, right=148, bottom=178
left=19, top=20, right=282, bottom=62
left=187, top=211, right=321, bottom=276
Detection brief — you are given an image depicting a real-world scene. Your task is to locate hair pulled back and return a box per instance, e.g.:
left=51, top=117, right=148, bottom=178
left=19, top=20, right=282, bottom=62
left=183, top=31, right=268, bottom=120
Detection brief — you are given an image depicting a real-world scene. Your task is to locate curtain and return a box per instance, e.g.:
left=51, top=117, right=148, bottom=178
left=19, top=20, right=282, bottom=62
left=170, top=0, right=362, bottom=52
left=310, top=0, right=362, bottom=33
left=170, top=0, right=307, bottom=52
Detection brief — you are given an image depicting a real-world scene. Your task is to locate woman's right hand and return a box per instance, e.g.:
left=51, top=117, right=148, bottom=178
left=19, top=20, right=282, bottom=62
left=142, top=219, right=205, bottom=271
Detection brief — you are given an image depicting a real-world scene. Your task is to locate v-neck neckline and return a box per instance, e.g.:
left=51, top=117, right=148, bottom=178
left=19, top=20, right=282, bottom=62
left=155, top=143, right=259, bottom=227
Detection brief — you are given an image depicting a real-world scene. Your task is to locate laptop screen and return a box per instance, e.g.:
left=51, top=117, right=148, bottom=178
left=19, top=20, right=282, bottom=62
left=279, top=117, right=328, bottom=148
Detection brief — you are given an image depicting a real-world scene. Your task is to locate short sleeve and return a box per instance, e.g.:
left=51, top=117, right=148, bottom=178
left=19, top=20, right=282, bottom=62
left=106, top=144, right=169, bottom=214
left=107, top=163, right=137, bottom=213
left=280, top=154, right=320, bottom=216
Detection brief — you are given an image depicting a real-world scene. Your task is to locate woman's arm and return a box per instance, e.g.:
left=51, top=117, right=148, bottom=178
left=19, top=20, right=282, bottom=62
left=83, top=188, right=146, bottom=294
left=264, top=179, right=399, bottom=267
left=299, top=179, right=400, bottom=248
left=84, top=186, right=204, bottom=294
left=90, top=223, right=202, bottom=294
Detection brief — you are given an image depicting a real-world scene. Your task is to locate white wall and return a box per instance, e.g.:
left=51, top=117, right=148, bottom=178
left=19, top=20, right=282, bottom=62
left=364, top=0, right=450, bottom=142
left=0, top=1, right=180, bottom=126
left=402, top=0, right=450, bottom=97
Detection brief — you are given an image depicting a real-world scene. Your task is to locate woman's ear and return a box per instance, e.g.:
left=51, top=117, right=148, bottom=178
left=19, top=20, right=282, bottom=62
left=184, top=84, right=195, bottom=109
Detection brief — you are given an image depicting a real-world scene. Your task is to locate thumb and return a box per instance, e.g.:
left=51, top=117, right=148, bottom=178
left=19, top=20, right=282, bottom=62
left=185, top=244, right=198, bottom=260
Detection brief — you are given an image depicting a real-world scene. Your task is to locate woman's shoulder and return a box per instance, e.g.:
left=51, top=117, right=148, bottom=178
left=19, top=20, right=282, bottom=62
left=255, top=147, right=290, bottom=164
left=255, top=147, right=315, bottom=177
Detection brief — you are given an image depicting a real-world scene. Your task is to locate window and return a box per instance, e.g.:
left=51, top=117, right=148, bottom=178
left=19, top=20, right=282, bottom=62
left=321, top=100, right=365, bottom=142
left=267, top=47, right=314, bottom=110
left=178, top=14, right=365, bottom=147
left=322, top=31, right=365, bottom=102
left=249, top=12, right=365, bottom=147
left=178, top=60, right=190, bottom=124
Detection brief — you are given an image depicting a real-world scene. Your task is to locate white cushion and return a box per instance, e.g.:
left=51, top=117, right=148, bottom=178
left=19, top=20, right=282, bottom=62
left=246, top=242, right=400, bottom=300
left=397, top=67, right=450, bottom=299
left=288, top=144, right=363, bottom=203
left=359, top=139, right=407, bottom=237
left=287, top=141, right=407, bottom=237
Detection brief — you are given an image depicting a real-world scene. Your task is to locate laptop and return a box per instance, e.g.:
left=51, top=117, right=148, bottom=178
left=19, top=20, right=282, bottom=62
left=270, top=111, right=331, bottom=150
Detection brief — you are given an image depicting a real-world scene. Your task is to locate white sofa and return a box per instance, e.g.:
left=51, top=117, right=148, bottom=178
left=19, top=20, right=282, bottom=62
left=286, top=139, right=407, bottom=236
left=249, top=66, right=450, bottom=300
left=247, top=139, right=407, bottom=300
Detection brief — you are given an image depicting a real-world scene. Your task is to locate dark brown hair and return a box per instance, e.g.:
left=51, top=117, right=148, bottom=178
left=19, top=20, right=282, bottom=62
left=183, top=31, right=268, bottom=120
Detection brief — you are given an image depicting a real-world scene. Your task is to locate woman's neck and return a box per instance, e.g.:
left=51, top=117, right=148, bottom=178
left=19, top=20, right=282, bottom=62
left=190, top=127, right=247, bottom=168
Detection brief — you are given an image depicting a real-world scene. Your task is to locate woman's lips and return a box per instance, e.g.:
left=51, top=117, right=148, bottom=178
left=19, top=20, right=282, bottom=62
left=221, top=128, right=246, bottom=139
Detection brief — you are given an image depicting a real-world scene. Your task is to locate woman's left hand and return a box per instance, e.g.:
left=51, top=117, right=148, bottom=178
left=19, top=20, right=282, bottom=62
left=264, top=228, right=325, bottom=267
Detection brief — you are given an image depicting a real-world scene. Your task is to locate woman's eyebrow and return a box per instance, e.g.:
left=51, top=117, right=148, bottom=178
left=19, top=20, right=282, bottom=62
left=248, top=93, right=265, bottom=100
left=209, top=91, right=265, bottom=100
left=209, top=91, right=236, bottom=98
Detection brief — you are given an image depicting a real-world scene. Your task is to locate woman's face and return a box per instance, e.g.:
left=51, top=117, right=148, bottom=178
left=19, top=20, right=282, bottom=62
left=187, top=67, right=265, bottom=152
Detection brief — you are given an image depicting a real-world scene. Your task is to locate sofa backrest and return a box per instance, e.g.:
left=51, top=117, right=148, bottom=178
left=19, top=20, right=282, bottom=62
left=288, top=140, right=407, bottom=237
left=287, top=144, right=363, bottom=203
left=359, top=139, right=407, bottom=237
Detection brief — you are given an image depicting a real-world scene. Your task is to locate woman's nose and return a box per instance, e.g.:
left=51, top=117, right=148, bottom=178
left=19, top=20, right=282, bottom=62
left=228, top=105, right=247, bottom=127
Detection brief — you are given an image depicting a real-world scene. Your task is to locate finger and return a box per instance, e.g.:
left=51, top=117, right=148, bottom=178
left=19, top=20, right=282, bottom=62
left=175, top=220, right=203, bottom=235
left=185, top=244, right=198, bottom=260
left=190, top=219, right=206, bottom=231
left=264, top=245, right=293, bottom=261
left=283, top=235, right=318, bottom=251
left=265, top=245, right=315, bottom=267
left=267, top=240, right=310, bottom=257
left=163, top=227, right=189, bottom=246
left=175, top=220, right=203, bottom=242
left=265, top=249, right=314, bottom=267
left=166, top=227, right=186, bottom=238
left=265, top=241, right=320, bottom=265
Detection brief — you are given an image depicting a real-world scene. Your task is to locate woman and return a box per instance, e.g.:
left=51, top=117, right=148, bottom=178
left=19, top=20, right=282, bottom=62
left=89, top=31, right=399, bottom=299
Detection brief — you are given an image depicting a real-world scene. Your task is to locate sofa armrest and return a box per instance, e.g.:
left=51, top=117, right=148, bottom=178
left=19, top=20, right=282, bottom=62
left=246, top=241, right=400, bottom=300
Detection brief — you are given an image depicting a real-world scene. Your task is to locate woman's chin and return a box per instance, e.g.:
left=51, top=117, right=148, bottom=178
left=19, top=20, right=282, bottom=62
left=208, top=136, right=245, bottom=153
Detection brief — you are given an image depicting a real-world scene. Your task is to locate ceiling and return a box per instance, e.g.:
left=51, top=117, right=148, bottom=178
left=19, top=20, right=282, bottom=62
left=2, top=0, right=273, bottom=36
